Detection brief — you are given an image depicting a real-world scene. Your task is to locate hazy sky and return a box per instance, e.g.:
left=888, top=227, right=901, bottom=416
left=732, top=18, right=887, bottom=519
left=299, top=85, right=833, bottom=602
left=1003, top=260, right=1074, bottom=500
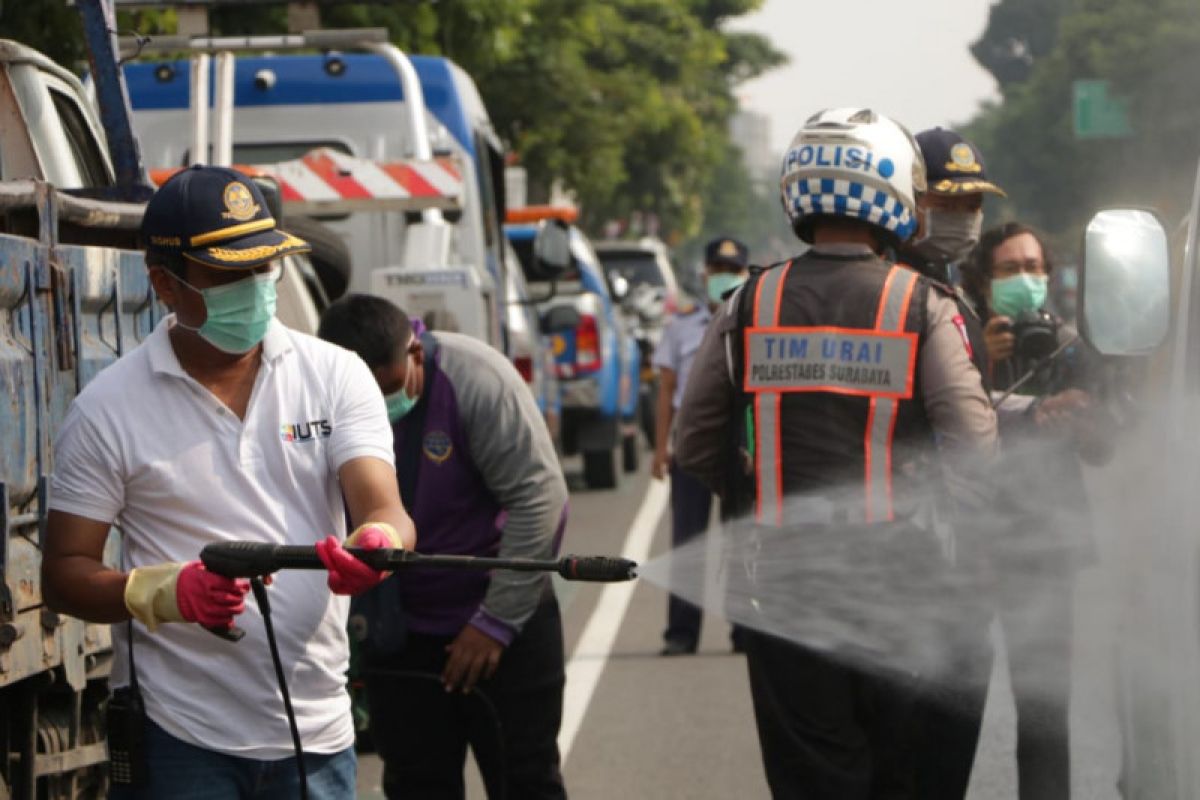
left=728, top=0, right=1000, bottom=153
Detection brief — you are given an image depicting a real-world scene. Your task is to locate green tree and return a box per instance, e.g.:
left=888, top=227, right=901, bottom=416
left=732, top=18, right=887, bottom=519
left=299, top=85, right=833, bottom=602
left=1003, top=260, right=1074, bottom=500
left=970, top=0, right=1068, bottom=87
left=965, top=0, right=1200, bottom=252
left=0, top=0, right=86, bottom=67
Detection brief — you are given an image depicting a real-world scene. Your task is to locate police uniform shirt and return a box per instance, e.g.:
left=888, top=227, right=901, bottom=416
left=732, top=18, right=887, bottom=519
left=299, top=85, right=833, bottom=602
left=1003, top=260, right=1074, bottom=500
left=653, top=302, right=712, bottom=410
left=48, top=317, right=394, bottom=759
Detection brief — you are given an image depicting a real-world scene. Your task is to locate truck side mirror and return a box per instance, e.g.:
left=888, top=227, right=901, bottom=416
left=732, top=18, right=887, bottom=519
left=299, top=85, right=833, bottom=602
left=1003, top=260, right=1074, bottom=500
left=530, top=220, right=572, bottom=280
left=1080, top=209, right=1170, bottom=356
left=541, top=305, right=581, bottom=334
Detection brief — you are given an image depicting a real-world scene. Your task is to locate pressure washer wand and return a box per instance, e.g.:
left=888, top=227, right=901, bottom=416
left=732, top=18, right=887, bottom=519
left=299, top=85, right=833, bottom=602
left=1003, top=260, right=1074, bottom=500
left=197, top=541, right=638, bottom=799
left=201, top=541, right=638, bottom=583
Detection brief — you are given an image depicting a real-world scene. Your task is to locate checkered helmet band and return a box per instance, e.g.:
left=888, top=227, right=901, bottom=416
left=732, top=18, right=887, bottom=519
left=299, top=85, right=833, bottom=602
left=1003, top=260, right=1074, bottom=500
left=783, top=177, right=917, bottom=241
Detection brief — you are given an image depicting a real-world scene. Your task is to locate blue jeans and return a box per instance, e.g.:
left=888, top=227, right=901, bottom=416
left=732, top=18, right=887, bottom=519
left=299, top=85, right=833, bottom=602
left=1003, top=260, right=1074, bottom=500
left=109, top=718, right=356, bottom=799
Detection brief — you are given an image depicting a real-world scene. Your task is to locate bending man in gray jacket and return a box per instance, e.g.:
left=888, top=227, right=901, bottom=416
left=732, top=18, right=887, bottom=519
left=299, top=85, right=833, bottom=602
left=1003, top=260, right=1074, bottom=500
left=320, top=294, right=569, bottom=800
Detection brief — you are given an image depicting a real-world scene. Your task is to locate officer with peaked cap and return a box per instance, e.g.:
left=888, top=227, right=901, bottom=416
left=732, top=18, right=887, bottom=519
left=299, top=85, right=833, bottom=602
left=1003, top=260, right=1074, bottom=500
left=900, top=128, right=1008, bottom=387
left=900, top=130, right=1008, bottom=800
left=653, top=236, right=751, bottom=656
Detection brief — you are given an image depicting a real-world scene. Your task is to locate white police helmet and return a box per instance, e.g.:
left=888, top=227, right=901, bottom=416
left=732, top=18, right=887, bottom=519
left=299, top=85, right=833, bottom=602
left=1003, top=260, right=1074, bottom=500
left=780, top=108, right=927, bottom=244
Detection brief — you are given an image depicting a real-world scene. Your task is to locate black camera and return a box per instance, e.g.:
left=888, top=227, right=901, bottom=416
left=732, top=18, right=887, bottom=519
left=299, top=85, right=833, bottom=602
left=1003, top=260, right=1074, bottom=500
left=1009, top=309, right=1059, bottom=360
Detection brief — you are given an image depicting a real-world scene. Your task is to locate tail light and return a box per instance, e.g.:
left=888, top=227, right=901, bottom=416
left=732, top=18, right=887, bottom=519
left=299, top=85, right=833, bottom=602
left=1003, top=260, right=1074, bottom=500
left=575, top=313, right=601, bottom=374
left=513, top=356, right=534, bottom=383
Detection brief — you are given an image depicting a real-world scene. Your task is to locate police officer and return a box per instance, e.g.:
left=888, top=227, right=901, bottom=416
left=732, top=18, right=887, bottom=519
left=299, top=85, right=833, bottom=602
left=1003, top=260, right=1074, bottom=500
left=898, top=129, right=1008, bottom=799
left=675, top=108, right=999, bottom=798
left=900, top=128, right=1008, bottom=385
left=652, top=237, right=751, bottom=656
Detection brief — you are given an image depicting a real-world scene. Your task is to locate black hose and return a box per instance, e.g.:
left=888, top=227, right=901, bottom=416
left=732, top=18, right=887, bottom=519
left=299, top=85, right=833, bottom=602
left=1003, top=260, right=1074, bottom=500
left=251, top=577, right=308, bottom=800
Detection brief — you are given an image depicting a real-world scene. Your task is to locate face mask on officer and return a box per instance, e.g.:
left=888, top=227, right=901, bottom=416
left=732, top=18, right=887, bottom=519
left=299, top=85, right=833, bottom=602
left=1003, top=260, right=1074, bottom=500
left=171, top=267, right=278, bottom=354
left=990, top=272, right=1048, bottom=318
left=384, top=338, right=420, bottom=422
left=913, top=208, right=983, bottom=264
left=707, top=272, right=747, bottom=304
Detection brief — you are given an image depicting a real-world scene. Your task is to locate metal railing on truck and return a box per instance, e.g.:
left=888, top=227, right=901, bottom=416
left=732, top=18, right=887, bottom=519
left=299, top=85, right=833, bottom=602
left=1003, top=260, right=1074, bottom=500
left=0, top=182, right=150, bottom=800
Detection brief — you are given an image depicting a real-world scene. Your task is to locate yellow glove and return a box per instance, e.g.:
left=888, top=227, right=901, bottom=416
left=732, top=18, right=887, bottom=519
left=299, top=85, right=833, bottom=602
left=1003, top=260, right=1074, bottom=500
left=124, top=561, right=249, bottom=631
left=346, top=522, right=404, bottom=549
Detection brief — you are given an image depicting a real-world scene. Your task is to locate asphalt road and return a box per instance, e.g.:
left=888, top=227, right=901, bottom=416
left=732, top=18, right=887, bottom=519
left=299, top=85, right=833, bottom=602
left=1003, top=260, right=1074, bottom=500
left=358, top=447, right=1125, bottom=799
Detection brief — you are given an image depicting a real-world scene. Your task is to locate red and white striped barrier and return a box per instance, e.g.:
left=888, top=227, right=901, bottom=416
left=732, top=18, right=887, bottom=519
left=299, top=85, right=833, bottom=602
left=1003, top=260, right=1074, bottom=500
left=252, top=147, right=463, bottom=215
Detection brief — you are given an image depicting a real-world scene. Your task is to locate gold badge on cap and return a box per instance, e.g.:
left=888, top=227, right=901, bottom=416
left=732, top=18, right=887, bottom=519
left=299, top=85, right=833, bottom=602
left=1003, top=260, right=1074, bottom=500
left=222, top=182, right=260, bottom=221
left=945, top=143, right=983, bottom=174
left=718, top=240, right=739, bottom=257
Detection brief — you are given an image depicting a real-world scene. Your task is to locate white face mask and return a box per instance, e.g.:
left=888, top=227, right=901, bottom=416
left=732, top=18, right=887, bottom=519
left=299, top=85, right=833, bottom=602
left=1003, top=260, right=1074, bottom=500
left=913, top=209, right=984, bottom=264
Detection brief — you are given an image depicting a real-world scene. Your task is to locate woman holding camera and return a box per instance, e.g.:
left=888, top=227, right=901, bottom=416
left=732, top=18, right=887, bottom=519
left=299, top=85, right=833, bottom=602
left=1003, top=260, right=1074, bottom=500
left=961, top=222, right=1113, bottom=800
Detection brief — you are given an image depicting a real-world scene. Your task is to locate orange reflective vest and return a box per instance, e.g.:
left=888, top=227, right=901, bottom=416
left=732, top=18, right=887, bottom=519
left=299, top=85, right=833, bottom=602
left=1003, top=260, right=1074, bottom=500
left=741, top=261, right=923, bottom=526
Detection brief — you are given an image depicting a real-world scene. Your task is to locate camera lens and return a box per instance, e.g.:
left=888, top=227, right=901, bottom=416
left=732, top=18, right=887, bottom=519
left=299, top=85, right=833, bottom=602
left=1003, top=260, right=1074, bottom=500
left=1013, top=311, right=1058, bottom=360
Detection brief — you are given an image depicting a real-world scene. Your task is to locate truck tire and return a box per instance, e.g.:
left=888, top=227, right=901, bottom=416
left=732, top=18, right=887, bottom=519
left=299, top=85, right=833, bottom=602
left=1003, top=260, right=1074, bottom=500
left=281, top=216, right=352, bottom=300
left=583, top=448, right=618, bottom=489
left=622, top=430, right=640, bottom=473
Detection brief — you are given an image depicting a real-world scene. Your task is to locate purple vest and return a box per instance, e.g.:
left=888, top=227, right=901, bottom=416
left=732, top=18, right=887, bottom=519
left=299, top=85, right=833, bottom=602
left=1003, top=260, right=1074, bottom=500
left=393, top=352, right=503, bottom=636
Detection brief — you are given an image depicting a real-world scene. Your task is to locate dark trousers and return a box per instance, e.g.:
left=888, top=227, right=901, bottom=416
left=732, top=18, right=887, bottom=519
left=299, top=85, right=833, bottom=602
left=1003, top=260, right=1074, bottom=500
left=743, top=629, right=922, bottom=800
left=998, top=573, right=1074, bottom=800
left=363, top=594, right=567, bottom=800
left=664, top=461, right=713, bottom=646
left=914, top=610, right=994, bottom=799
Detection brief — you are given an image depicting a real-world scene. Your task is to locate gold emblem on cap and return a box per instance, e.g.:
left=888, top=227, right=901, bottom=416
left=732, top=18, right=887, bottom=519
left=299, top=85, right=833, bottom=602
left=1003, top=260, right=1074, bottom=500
left=945, top=143, right=983, bottom=174
left=718, top=240, right=739, bottom=257
left=222, top=182, right=260, bottom=221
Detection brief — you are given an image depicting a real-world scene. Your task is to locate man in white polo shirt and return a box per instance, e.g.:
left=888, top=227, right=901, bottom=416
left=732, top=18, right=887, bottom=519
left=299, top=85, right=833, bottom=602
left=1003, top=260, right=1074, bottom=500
left=41, top=165, right=416, bottom=799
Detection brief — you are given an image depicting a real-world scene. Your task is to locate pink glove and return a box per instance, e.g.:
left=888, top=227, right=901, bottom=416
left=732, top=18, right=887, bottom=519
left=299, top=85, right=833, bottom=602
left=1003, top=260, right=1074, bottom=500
left=175, top=561, right=250, bottom=628
left=315, top=528, right=392, bottom=595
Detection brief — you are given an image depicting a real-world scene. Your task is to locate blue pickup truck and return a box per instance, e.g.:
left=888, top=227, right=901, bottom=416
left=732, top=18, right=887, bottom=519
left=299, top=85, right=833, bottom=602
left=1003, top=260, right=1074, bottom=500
left=506, top=214, right=641, bottom=488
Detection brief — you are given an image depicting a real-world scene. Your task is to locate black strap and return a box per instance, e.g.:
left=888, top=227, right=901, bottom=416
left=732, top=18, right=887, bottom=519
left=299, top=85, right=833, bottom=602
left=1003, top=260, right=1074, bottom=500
left=127, top=619, right=139, bottom=693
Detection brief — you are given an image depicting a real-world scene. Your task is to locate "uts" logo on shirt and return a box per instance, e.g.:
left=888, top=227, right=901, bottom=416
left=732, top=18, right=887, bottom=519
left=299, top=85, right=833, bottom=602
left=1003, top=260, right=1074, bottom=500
left=280, top=420, right=332, bottom=442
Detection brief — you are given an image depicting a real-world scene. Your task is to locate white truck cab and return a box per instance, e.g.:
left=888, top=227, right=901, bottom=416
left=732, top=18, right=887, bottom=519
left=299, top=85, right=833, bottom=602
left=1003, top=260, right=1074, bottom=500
left=0, top=40, right=114, bottom=188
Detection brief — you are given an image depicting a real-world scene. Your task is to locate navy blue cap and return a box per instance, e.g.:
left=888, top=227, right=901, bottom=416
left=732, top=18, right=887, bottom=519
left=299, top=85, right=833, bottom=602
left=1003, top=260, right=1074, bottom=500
left=914, top=128, right=1006, bottom=197
left=141, top=165, right=310, bottom=269
left=704, top=237, right=749, bottom=269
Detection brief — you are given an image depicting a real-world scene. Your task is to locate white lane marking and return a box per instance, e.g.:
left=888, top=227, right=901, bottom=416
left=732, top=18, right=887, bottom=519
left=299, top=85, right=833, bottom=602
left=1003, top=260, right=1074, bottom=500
left=558, top=478, right=669, bottom=761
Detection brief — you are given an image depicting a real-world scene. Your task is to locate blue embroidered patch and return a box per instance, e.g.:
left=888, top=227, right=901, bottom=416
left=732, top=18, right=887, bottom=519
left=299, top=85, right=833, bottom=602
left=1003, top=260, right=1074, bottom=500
left=423, top=430, right=453, bottom=464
